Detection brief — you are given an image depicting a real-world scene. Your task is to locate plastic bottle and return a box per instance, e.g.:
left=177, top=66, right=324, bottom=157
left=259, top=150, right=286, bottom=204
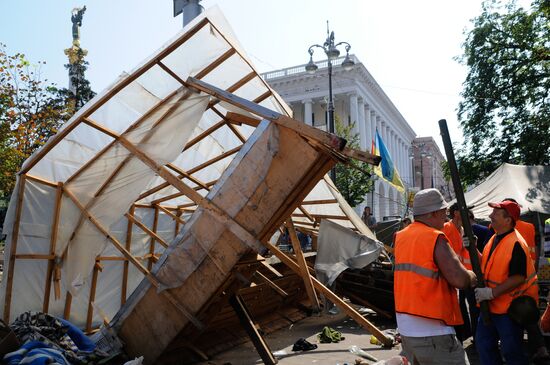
left=371, top=355, right=408, bottom=365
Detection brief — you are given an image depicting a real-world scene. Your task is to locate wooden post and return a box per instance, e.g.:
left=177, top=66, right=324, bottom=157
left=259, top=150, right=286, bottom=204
left=43, top=182, right=63, bottom=312
left=64, top=292, right=72, bottom=320
left=148, top=207, right=159, bottom=271
left=121, top=205, right=135, bottom=306
left=229, top=295, right=277, bottom=365
left=3, top=175, right=26, bottom=322
left=285, top=220, right=320, bottom=312
left=263, top=240, right=393, bottom=347
left=86, top=259, right=102, bottom=332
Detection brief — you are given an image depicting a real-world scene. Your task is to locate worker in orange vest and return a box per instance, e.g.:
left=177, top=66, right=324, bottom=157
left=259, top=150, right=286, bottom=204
left=442, top=203, right=478, bottom=343
left=474, top=200, right=542, bottom=365
left=503, top=198, right=538, bottom=267
left=395, top=189, right=476, bottom=364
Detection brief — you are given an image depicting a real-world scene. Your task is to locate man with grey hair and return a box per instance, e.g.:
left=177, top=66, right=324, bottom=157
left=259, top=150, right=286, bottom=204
left=394, top=188, right=476, bottom=364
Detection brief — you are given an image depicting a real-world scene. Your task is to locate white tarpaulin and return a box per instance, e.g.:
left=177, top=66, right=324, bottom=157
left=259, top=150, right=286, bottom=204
left=315, top=219, right=382, bottom=286
left=465, top=163, right=550, bottom=220
left=0, top=6, right=375, bottom=328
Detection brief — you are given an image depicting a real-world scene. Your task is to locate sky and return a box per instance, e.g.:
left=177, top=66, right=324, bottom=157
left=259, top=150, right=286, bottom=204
left=0, top=0, right=489, bottom=150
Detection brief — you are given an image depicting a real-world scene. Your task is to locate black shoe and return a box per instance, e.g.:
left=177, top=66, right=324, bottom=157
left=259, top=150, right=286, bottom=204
left=292, top=338, right=318, bottom=351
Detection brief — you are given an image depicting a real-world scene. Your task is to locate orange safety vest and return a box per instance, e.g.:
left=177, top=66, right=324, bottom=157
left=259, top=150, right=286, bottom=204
left=394, top=222, right=463, bottom=326
left=516, top=220, right=537, bottom=261
left=442, top=221, right=472, bottom=270
left=481, top=229, right=538, bottom=314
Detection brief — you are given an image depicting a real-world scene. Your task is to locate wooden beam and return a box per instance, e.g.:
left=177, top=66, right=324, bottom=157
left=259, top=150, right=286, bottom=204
left=302, top=199, right=338, bottom=205
left=157, top=204, right=186, bottom=226
left=86, top=260, right=102, bottom=332
left=64, top=292, right=72, bottom=320
left=148, top=207, right=160, bottom=270
left=292, top=213, right=349, bottom=220
left=26, top=174, right=57, bottom=188
left=20, top=17, right=210, bottom=174
left=187, top=146, right=241, bottom=175
left=3, top=175, right=26, bottom=322
left=14, top=254, right=55, bottom=259
left=182, top=120, right=226, bottom=152
left=44, top=182, right=63, bottom=312
left=227, top=71, right=256, bottom=93
left=285, top=221, right=319, bottom=311
left=297, top=205, right=315, bottom=223
left=125, top=212, right=168, bottom=249
left=252, top=271, right=288, bottom=297
left=121, top=205, right=134, bottom=306
left=263, top=240, right=393, bottom=347
left=62, top=186, right=204, bottom=329
left=194, top=48, right=237, bottom=80
left=229, top=295, right=277, bottom=365
left=166, top=164, right=210, bottom=191
left=118, top=136, right=263, bottom=252
left=224, top=111, right=261, bottom=128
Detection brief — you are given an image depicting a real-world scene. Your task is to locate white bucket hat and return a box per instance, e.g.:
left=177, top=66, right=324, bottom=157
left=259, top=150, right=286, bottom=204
left=413, top=188, right=448, bottom=215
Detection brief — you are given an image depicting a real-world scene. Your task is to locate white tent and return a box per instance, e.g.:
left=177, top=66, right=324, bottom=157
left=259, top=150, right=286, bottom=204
left=465, top=163, right=550, bottom=220
left=0, top=6, right=379, bottom=332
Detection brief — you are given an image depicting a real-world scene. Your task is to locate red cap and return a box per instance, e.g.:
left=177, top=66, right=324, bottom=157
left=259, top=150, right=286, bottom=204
left=488, top=200, right=520, bottom=221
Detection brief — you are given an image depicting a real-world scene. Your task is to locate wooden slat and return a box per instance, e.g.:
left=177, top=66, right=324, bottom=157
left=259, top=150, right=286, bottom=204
left=194, top=48, right=237, bottom=80
left=26, top=174, right=57, bottom=188
left=183, top=120, right=226, bottom=152
left=253, top=271, right=288, bottom=297
left=166, top=164, right=210, bottom=191
left=157, top=204, right=186, bottom=226
left=297, top=206, right=315, bottom=223
left=64, top=292, right=72, bottom=320
left=44, top=182, right=63, bottom=311
left=262, top=241, right=393, bottom=346
left=302, top=199, right=338, bottom=205
left=3, top=175, right=26, bottom=322
left=20, top=18, right=210, bottom=174
left=286, top=221, right=319, bottom=311
left=62, top=185, right=204, bottom=329
left=86, top=260, right=102, bottom=332
left=148, top=207, right=160, bottom=270
left=14, top=254, right=55, bottom=259
left=187, top=146, right=241, bottom=175
left=125, top=212, right=168, bottom=249
left=121, top=205, right=134, bottom=306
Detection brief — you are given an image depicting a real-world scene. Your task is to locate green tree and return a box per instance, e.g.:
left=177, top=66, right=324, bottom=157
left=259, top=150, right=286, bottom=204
left=0, top=44, right=70, bottom=197
left=334, top=118, right=374, bottom=207
left=457, top=0, right=550, bottom=185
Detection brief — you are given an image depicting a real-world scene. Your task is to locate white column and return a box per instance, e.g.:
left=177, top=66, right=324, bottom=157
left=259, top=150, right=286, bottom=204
left=365, top=104, right=372, bottom=150
left=303, top=99, right=313, bottom=126
left=349, top=93, right=359, bottom=137
left=357, top=97, right=366, bottom=150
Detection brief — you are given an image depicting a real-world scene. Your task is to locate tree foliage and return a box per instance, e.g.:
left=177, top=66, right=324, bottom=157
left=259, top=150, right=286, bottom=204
left=457, top=0, right=550, bottom=185
left=0, top=44, right=70, bottom=197
left=334, top=118, right=374, bottom=207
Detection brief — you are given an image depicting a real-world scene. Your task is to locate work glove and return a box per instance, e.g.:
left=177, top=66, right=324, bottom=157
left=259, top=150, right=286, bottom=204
left=475, top=287, right=494, bottom=302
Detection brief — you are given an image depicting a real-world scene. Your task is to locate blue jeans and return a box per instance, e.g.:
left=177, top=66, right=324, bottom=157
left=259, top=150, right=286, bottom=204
left=476, top=313, right=528, bottom=365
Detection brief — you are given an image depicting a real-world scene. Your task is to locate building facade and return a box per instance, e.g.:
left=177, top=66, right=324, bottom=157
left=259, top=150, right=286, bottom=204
left=411, top=137, right=454, bottom=201
left=262, top=55, right=417, bottom=220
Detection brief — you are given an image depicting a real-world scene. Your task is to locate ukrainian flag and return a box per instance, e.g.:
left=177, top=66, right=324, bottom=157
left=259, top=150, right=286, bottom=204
left=372, top=130, right=405, bottom=192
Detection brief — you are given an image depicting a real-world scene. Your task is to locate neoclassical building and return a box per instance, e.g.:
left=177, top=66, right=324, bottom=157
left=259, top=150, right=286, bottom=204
left=262, top=55, right=417, bottom=220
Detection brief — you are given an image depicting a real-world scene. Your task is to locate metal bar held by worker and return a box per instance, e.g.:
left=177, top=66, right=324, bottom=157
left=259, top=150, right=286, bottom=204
left=438, top=119, right=491, bottom=324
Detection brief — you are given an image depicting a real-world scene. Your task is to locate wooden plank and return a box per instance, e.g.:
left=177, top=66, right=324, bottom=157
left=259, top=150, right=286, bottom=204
left=302, top=199, right=338, bottom=205
left=166, top=164, right=210, bottom=191
left=253, top=271, right=288, bottom=297
left=125, top=212, right=168, bottom=249
left=262, top=240, right=393, bottom=346
left=157, top=204, right=186, bottom=226
left=62, top=185, right=204, bottom=329
left=297, top=205, right=315, bottom=223
left=188, top=146, right=241, bottom=175
left=229, top=295, right=277, bottom=365
left=64, top=292, right=72, bottom=320
left=25, top=174, right=57, bottom=188
left=148, top=207, right=160, bottom=271
left=194, top=48, right=237, bottom=80
left=286, top=221, right=319, bottom=311
left=122, top=205, right=134, bottom=306
left=44, top=182, right=63, bottom=311
left=225, top=112, right=261, bottom=127
left=183, top=120, right=226, bottom=152
left=86, top=260, right=102, bottom=332
left=14, top=254, right=55, bottom=259
left=3, top=175, right=26, bottom=322
left=20, top=18, right=210, bottom=174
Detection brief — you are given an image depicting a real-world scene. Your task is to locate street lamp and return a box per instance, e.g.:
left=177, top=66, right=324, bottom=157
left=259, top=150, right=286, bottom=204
left=409, top=145, right=432, bottom=190
left=305, top=22, right=354, bottom=182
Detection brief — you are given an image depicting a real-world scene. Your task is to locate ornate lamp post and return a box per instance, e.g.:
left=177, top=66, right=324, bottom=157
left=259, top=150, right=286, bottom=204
left=409, top=144, right=432, bottom=190
left=305, top=22, right=354, bottom=181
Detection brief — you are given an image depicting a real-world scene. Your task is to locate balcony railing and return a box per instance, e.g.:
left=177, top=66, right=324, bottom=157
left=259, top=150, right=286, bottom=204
left=261, top=54, right=359, bottom=81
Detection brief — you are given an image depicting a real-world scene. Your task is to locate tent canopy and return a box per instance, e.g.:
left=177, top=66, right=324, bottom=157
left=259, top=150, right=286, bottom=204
left=465, top=163, right=550, bottom=220
left=0, top=6, right=379, bottom=331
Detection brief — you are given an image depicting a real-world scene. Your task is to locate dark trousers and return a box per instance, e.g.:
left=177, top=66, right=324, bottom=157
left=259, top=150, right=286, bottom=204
left=456, top=288, right=479, bottom=342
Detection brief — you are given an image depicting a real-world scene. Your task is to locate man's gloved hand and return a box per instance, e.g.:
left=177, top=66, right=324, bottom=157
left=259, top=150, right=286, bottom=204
left=475, top=287, right=494, bottom=302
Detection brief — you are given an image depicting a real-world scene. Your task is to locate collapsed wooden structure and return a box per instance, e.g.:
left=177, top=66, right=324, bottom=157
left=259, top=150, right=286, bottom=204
left=0, top=7, right=391, bottom=364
